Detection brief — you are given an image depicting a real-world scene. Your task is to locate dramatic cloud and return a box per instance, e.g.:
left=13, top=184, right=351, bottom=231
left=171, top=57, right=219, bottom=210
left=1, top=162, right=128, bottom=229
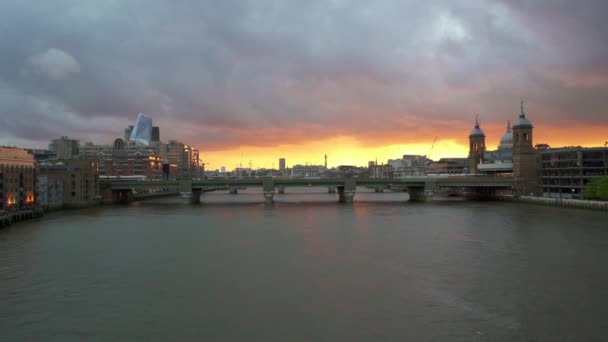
left=26, top=48, right=80, bottom=80
left=0, top=0, right=606, bottom=155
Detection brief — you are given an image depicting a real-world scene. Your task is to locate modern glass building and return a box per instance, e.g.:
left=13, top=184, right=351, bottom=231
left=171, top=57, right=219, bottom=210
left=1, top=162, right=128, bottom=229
left=129, top=113, right=153, bottom=146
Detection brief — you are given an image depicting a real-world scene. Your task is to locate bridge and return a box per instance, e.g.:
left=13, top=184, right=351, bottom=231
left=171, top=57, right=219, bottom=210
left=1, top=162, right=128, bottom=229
left=101, top=176, right=514, bottom=204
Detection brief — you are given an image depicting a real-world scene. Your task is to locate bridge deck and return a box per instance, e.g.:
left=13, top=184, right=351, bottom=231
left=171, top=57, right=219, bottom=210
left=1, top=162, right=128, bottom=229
left=103, top=176, right=514, bottom=191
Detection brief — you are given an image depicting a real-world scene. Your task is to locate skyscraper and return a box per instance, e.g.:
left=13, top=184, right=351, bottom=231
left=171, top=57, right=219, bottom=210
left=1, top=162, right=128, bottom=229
left=129, top=113, right=153, bottom=146
left=279, top=158, right=286, bottom=171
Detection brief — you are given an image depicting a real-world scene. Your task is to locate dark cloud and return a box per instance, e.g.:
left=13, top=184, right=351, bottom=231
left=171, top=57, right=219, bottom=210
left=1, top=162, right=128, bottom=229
left=0, top=0, right=607, bottom=149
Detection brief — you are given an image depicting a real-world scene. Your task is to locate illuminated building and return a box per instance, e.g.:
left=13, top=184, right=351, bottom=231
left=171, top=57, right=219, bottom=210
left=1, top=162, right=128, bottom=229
left=0, top=147, right=37, bottom=210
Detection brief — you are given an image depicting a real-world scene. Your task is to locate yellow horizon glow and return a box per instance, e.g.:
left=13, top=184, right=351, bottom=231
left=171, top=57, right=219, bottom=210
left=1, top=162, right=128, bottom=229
left=201, top=136, right=469, bottom=171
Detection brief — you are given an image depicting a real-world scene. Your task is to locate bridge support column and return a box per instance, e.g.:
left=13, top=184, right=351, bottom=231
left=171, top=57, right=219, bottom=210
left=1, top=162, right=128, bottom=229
left=337, top=180, right=357, bottom=203
left=188, top=189, right=202, bottom=204
left=263, top=192, right=274, bottom=205
left=262, top=178, right=275, bottom=205
left=277, top=186, right=285, bottom=194
left=328, top=186, right=336, bottom=193
left=408, top=183, right=435, bottom=202
left=112, top=189, right=134, bottom=204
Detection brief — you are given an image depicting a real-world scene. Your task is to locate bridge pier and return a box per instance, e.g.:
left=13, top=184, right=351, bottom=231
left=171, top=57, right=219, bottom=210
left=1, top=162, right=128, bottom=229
left=112, top=189, right=134, bottom=204
left=262, top=178, right=275, bottom=205
left=337, top=180, right=357, bottom=203
left=407, top=183, right=435, bottom=202
left=263, top=192, right=275, bottom=205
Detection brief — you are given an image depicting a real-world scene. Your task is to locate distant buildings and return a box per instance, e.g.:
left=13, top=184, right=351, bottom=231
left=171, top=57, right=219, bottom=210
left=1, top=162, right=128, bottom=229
left=279, top=158, right=286, bottom=172
left=49, top=136, right=79, bottom=160
left=389, top=155, right=427, bottom=177
left=291, top=164, right=324, bottom=177
left=0, top=147, right=37, bottom=210
left=427, top=158, right=468, bottom=175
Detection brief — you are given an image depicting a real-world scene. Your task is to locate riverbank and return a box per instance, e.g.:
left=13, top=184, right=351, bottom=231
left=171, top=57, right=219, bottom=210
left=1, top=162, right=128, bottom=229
left=497, top=195, right=608, bottom=211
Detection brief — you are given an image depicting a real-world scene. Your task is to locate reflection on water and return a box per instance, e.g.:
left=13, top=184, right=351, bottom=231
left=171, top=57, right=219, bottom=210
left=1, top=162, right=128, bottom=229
left=1, top=195, right=607, bottom=341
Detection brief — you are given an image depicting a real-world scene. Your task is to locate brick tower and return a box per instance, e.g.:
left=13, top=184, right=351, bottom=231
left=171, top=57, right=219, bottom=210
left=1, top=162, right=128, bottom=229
left=512, top=101, right=539, bottom=195
left=468, top=115, right=486, bottom=174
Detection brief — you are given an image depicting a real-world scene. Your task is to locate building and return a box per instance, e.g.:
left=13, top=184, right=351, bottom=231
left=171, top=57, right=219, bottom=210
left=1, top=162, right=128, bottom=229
left=291, top=164, right=324, bottom=177
left=539, top=146, right=608, bottom=199
left=427, top=158, right=468, bottom=175
left=38, top=160, right=100, bottom=207
left=389, top=155, right=427, bottom=177
left=151, top=126, right=160, bottom=143
left=369, top=164, right=393, bottom=179
left=49, top=136, right=79, bottom=159
left=512, top=102, right=539, bottom=195
left=0, top=147, right=37, bottom=210
left=477, top=122, right=514, bottom=175
left=129, top=113, right=153, bottom=146
left=30, top=149, right=56, bottom=162
left=468, top=116, right=486, bottom=174
left=279, top=158, right=286, bottom=172
left=80, top=139, right=165, bottom=180
left=37, top=175, right=64, bottom=210
left=124, top=125, right=134, bottom=141
left=159, top=140, right=199, bottom=180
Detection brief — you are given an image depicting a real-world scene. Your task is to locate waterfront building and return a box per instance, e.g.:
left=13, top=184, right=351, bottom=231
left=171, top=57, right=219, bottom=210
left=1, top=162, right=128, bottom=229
left=36, top=175, right=64, bottom=210
left=0, top=147, right=37, bottom=210
left=467, top=116, right=486, bottom=174
left=38, top=160, right=100, bottom=207
left=539, top=146, right=608, bottom=199
left=49, top=136, right=79, bottom=160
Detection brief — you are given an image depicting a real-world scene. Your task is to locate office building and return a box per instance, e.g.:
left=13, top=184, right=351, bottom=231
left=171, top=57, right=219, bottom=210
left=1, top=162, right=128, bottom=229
left=539, top=146, right=608, bottom=199
left=279, top=158, right=286, bottom=172
left=129, top=113, right=153, bottom=146
left=49, top=136, right=79, bottom=159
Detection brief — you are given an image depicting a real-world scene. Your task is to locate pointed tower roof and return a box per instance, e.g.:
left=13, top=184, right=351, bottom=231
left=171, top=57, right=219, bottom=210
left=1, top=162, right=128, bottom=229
left=514, top=100, right=532, bottom=127
left=469, top=114, right=485, bottom=136
left=500, top=120, right=514, bottom=148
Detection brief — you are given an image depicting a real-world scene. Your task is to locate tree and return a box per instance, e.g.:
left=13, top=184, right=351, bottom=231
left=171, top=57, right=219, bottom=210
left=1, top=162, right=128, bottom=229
left=584, top=176, right=608, bottom=200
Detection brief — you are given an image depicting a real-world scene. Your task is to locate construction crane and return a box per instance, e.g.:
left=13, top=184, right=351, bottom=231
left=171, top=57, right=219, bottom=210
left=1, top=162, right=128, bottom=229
left=428, top=136, right=438, bottom=159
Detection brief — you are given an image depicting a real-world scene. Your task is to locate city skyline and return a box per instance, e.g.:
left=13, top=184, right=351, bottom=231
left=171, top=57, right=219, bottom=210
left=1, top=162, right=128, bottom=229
left=1, top=1, right=608, bottom=168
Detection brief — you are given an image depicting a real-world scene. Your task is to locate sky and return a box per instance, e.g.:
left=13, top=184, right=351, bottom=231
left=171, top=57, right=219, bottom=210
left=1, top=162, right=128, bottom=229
left=1, top=0, right=607, bottom=169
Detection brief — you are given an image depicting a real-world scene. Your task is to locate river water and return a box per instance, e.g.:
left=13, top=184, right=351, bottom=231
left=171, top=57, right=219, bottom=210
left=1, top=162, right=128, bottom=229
left=1, top=189, right=607, bottom=341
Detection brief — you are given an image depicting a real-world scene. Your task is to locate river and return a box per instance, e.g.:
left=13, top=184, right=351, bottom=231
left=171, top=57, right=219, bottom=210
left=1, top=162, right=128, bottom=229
left=1, top=189, right=607, bottom=341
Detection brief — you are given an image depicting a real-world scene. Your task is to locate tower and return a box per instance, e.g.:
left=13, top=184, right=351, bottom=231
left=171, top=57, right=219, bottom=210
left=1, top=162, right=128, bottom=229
left=512, top=101, right=539, bottom=195
left=468, top=115, right=486, bottom=174
left=324, top=153, right=327, bottom=169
